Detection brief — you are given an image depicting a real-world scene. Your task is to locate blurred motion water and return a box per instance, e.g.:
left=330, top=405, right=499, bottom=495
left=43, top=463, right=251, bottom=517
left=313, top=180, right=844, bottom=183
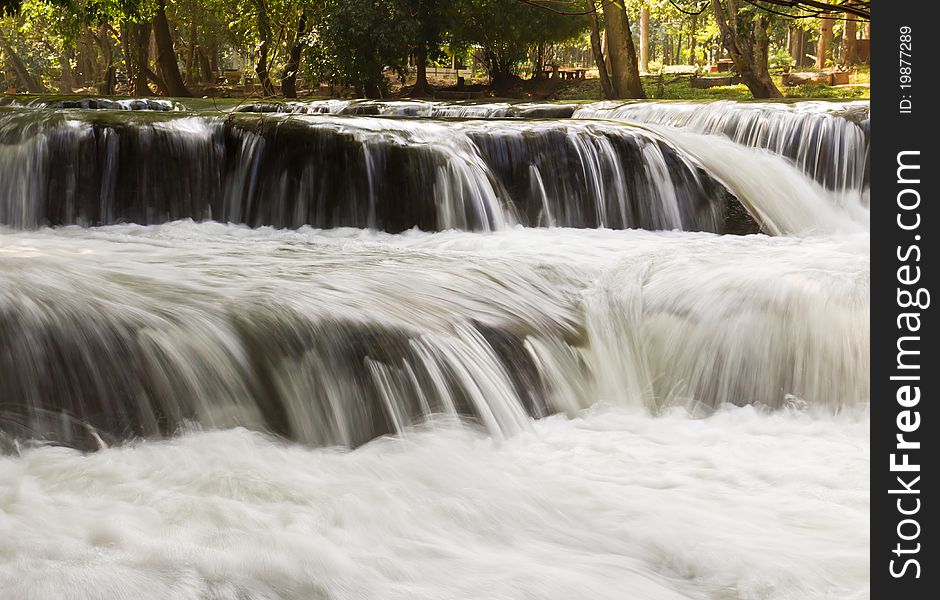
left=0, top=98, right=869, bottom=600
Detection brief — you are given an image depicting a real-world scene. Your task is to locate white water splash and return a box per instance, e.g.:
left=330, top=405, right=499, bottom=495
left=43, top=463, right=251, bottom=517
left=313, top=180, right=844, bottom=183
left=0, top=224, right=869, bottom=449
left=573, top=100, right=869, bottom=193
left=649, top=126, right=869, bottom=235
left=0, top=408, right=869, bottom=600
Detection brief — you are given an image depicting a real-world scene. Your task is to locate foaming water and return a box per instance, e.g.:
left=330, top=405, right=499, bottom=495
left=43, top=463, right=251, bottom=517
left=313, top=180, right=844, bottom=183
left=573, top=100, right=870, bottom=193
left=0, top=109, right=751, bottom=234
left=0, top=97, right=870, bottom=599
left=0, top=224, right=868, bottom=449
left=0, top=96, right=184, bottom=111
left=649, top=126, right=869, bottom=235
left=0, top=409, right=869, bottom=600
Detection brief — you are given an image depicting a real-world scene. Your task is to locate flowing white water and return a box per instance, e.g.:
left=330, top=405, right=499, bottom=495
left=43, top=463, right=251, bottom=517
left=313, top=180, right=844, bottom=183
left=0, top=409, right=869, bottom=600
left=0, top=110, right=748, bottom=233
left=0, top=224, right=869, bottom=450
left=649, top=125, right=869, bottom=235
left=0, top=99, right=869, bottom=600
left=226, top=99, right=870, bottom=194
left=573, top=100, right=870, bottom=193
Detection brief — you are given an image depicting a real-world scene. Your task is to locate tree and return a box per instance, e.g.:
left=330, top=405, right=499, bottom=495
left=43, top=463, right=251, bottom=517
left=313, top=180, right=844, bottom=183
left=308, top=0, right=416, bottom=98
left=152, top=0, right=191, bottom=95
left=281, top=10, right=306, bottom=97
left=841, top=14, right=857, bottom=65
left=815, top=11, right=831, bottom=68
left=710, top=0, right=781, bottom=98
left=639, top=4, right=649, bottom=73
left=404, top=0, right=454, bottom=96
left=584, top=0, right=612, bottom=98
left=602, top=0, right=643, bottom=98
left=453, top=0, right=587, bottom=89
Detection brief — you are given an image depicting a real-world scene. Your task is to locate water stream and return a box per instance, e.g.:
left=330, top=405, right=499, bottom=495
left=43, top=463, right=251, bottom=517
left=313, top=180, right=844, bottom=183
left=0, top=98, right=870, bottom=600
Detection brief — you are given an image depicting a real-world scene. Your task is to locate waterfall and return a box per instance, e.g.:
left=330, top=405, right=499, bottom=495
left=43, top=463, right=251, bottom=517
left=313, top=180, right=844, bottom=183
left=0, top=225, right=868, bottom=451
left=0, top=99, right=870, bottom=450
left=650, top=125, right=869, bottom=235
left=0, top=109, right=754, bottom=234
left=573, top=100, right=870, bottom=193
left=0, top=97, right=870, bottom=599
left=232, top=98, right=871, bottom=193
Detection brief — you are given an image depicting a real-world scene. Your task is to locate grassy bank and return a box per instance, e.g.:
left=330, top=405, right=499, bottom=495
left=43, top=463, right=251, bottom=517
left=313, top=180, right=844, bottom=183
left=554, top=65, right=871, bottom=101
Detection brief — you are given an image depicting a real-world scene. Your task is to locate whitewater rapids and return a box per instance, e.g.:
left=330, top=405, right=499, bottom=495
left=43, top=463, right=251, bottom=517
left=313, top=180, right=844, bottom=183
left=0, top=98, right=870, bottom=600
left=0, top=223, right=869, bottom=599
left=1, top=409, right=868, bottom=600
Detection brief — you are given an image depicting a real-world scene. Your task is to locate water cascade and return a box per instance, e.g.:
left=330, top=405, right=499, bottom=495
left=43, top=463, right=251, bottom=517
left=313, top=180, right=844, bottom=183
left=573, top=100, right=870, bottom=193
left=227, top=99, right=870, bottom=194
left=0, top=109, right=753, bottom=233
left=0, top=97, right=871, bottom=599
left=0, top=226, right=868, bottom=451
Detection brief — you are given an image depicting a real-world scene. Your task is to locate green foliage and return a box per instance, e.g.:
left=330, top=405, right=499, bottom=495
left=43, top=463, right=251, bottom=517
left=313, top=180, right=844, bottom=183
left=307, top=0, right=417, bottom=97
left=450, top=0, right=587, bottom=85
left=769, top=47, right=794, bottom=71
left=2, top=0, right=872, bottom=100
left=556, top=73, right=869, bottom=101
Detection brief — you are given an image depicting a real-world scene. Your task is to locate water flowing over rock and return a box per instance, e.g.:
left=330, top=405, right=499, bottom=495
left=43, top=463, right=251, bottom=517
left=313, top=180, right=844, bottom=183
left=0, top=109, right=755, bottom=234
left=0, top=99, right=869, bottom=452
left=0, top=227, right=868, bottom=451
left=573, top=100, right=870, bottom=193
left=0, top=96, right=184, bottom=111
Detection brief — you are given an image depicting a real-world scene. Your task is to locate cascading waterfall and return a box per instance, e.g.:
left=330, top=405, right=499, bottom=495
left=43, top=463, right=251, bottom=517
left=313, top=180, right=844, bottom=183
left=0, top=97, right=869, bottom=600
left=0, top=96, right=184, bottom=111
left=226, top=98, right=870, bottom=194
left=0, top=225, right=867, bottom=451
left=0, top=108, right=754, bottom=233
left=573, top=100, right=870, bottom=193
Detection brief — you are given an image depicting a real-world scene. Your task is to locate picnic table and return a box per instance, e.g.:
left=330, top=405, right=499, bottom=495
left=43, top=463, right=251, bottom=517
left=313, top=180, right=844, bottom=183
left=541, top=66, right=589, bottom=80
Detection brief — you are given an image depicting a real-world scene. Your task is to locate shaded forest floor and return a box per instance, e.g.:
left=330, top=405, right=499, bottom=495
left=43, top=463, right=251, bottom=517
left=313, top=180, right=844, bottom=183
left=393, top=65, right=870, bottom=101
left=6, top=66, right=869, bottom=104
left=551, top=66, right=871, bottom=101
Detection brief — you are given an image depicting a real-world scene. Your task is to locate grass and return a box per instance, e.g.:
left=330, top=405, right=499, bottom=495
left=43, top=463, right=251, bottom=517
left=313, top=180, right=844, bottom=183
left=554, top=64, right=870, bottom=101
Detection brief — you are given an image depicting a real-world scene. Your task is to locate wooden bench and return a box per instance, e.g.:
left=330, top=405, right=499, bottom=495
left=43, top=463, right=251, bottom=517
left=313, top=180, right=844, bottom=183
left=540, top=66, right=589, bottom=80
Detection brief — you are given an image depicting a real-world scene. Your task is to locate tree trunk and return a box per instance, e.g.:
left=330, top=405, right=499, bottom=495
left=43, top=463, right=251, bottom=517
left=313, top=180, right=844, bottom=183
left=411, top=47, right=431, bottom=95
left=639, top=6, right=650, bottom=73
left=363, top=80, right=382, bottom=99
left=77, top=34, right=97, bottom=87
left=532, top=42, right=544, bottom=79
left=153, top=0, right=191, bottom=96
left=816, top=13, right=833, bottom=69
left=0, top=36, right=46, bottom=93
left=282, top=12, right=307, bottom=98
left=198, top=48, right=213, bottom=83
left=119, top=22, right=132, bottom=92
left=601, top=30, right=612, bottom=75
left=689, top=14, right=697, bottom=65
left=842, top=15, right=857, bottom=65
left=93, top=25, right=116, bottom=95
left=130, top=22, right=152, bottom=95
left=253, top=0, right=276, bottom=96
left=586, top=1, right=614, bottom=98
left=59, top=45, right=76, bottom=93
left=186, top=25, right=197, bottom=84
left=710, top=0, right=781, bottom=98
left=787, top=25, right=799, bottom=63
left=602, top=0, right=645, bottom=98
